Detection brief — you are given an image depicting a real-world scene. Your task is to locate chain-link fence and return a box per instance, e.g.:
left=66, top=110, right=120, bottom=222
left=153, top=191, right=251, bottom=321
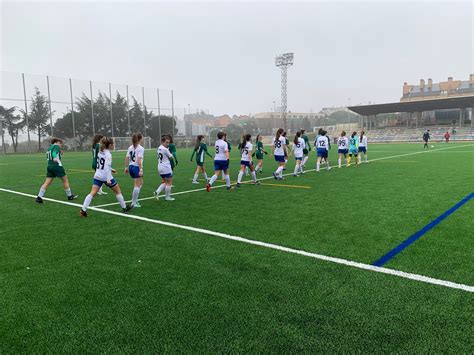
left=0, top=71, right=182, bottom=153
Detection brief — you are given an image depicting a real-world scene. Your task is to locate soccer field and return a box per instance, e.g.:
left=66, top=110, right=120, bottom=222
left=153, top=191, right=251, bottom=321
left=1, top=142, right=473, bottom=352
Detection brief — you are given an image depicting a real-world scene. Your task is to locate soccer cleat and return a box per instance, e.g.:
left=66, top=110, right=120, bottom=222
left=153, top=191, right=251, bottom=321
left=206, top=183, right=211, bottom=192
left=133, top=201, right=141, bottom=208
left=191, top=180, right=199, bottom=184
left=293, top=173, right=298, bottom=177
left=35, top=196, right=43, bottom=204
left=226, top=186, right=234, bottom=191
left=254, top=181, right=261, bottom=185
left=165, top=197, right=175, bottom=201
left=236, top=183, right=241, bottom=188
left=153, top=191, right=160, bottom=201
left=272, top=172, right=278, bottom=180
left=67, top=195, right=78, bottom=201
left=327, top=167, right=331, bottom=171
left=122, top=203, right=133, bottom=213
left=79, top=209, right=87, bottom=217
left=97, top=190, right=107, bottom=195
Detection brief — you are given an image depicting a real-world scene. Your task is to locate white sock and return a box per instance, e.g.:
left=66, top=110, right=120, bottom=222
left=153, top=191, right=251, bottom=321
left=251, top=171, right=257, bottom=182
left=275, top=166, right=283, bottom=175
left=116, top=194, right=126, bottom=209
left=82, top=193, right=93, bottom=211
left=317, top=162, right=320, bottom=171
left=237, top=171, right=243, bottom=183
left=365, top=155, right=368, bottom=162
left=165, top=185, right=171, bottom=198
left=221, top=171, right=225, bottom=179
left=302, top=156, right=308, bottom=166
left=64, top=188, right=72, bottom=197
left=209, top=174, right=218, bottom=186
left=132, top=186, right=140, bottom=205
left=225, top=174, right=231, bottom=187
left=38, top=188, right=46, bottom=198
left=156, top=183, right=166, bottom=195
left=98, top=185, right=104, bottom=193
left=326, top=160, right=330, bottom=169
left=204, top=173, right=208, bottom=180
left=358, top=156, right=361, bottom=164
left=338, top=158, right=341, bottom=168
left=193, top=173, right=198, bottom=182
left=294, top=165, right=299, bottom=175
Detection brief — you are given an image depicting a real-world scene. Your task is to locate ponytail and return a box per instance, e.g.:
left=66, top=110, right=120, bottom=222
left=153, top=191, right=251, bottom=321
left=360, top=131, right=365, bottom=143
left=132, top=133, right=143, bottom=147
left=294, top=131, right=301, bottom=145
left=241, top=133, right=251, bottom=152
left=92, top=134, right=104, bottom=148
left=275, top=128, right=283, bottom=141
left=100, top=136, right=114, bottom=151
left=195, top=135, right=204, bottom=150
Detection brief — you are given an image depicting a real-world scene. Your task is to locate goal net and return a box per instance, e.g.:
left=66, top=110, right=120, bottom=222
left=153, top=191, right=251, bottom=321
left=112, top=137, right=152, bottom=151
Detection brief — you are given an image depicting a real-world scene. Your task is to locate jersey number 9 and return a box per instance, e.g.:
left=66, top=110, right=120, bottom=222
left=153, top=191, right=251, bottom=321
left=96, top=157, right=105, bottom=170
left=158, top=153, right=163, bottom=163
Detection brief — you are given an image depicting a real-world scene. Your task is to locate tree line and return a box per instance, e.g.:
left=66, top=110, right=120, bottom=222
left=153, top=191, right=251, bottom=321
left=0, top=88, right=177, bottom=152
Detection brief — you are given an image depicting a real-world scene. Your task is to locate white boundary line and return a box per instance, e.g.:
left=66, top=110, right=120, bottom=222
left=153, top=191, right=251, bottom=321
left=94, top=143, right=474, bottom=208
left=1, top=187, right=473, bottom=293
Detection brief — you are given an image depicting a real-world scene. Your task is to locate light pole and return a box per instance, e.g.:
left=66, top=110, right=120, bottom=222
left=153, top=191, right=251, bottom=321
left=188, top=104, right=191, bottom=115
left=273, top=100, right=276, bottom=133
left=275, top=53, right=294, bottom=131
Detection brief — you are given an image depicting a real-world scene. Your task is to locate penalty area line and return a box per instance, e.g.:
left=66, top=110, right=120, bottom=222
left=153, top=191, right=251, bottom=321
left=0, top=187, right=473, bottom=293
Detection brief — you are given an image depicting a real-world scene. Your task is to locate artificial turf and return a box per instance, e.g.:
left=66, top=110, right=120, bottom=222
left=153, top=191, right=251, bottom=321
left=0, top=142, right=473, bottom=352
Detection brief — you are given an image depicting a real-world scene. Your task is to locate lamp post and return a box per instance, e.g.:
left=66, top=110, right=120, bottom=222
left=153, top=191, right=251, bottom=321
left=275, top=53, right=294, bottom=131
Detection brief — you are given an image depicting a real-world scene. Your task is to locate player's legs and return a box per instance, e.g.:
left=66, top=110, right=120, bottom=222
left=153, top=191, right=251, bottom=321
left=110, top=183, right=128, bottom=209
left=80, top=184, right=100, bottom=215
left=132, top=177, right=143, bottom=207
left=237, top=165, right=245, bottom=184
left=316, top=156, right=321, bottom=171
left=223, top=169, right=231, bottom=187
left=192, top=165, right=200, bottom=183
left=164, top=177, right=174, bottom=201
left=60, top=175, right=77, bottom=199
left=209, top=169, right=221, bottom=186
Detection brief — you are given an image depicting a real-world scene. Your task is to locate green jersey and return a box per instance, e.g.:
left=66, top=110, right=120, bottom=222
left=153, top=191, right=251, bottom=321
left=169, top=143, right=178, bottom=169
left=302, top=134, right=311, bottom=151
left=190, top=142, right=212, bottom=163
left=92, top=143, right=99, bottom=169
left=46, top=144, right=62, bottom=167
left=256, top=141, right=265, bottom=159
left=224, top=140, right=231, bottom=152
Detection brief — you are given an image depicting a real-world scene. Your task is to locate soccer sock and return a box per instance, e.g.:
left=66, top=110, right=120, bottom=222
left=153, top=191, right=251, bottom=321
left=338, top=158, right=341, bottom=168
left=64, top=188, right=72, bottom=197
left=365, top=155, right=368, bottom=162
left=38, top=188, right=46, bottom=198
left=165, top=185, right=171, bottom=198
left=98, top=185, right=104, bottom=193
left=132, top=187, right=140, bottom=205
left=302, top=156, right=308, bottom=166
left=317, top=162, right=320, bottom=171
left=326, top=160, right=330, bottom=169
left=358, top=155, right=361, bottom=164
left=82, top=193, right=93, bottom=211
left=204, top=173, right=208, bottom=180
left=225, top=174, right=231, bottom=187
left=294, top=164, right=299, bottom=175
left=221, top=171, right=225, bottom=179
left=209, top=174, right=218, bottom=186
left=245, top=167, right=249, bottom=175
left=156, top=183, right=166, bottom=195
left=237, top=171, right=243, bottom=183
left=275, top=166, right=284, bottom=175
left=347, top=156, right=351, bottom=165
left=193, top=173, right=198, bottom=182
left=251, top=171, right=257, bottom=182
left=116, top=194, right=126, bottom=209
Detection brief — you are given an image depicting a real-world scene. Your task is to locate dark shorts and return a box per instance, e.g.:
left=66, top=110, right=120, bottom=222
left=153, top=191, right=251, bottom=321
left=358, top=147, right=367, bottom=154
left=274, top=155, right=285, bottom=163
left=317, top=148, right=328, bottom=158
left=349, top=149, right=358, bottom=156
left=93, top=178, right=117, bottom=188
left=256, top=153, right=264, bottom=160
left=214, top=160, right=229, bottom=171
left=46, top=165, right=66, bottom=178
left=160, top=173, right=173, bottom=179
left=240, top=160, right=253, bottom=167
left=338, top=148, right=348, bottom=155
left=129, top=165, right=141, bottom=178
left=196, top=161, right=204, bottom=167
left=295, top=157, right=303, bottom=161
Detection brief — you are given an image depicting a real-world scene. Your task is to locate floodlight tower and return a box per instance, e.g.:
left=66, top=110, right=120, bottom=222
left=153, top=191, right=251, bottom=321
left=275, top=52, right=294, bottom=131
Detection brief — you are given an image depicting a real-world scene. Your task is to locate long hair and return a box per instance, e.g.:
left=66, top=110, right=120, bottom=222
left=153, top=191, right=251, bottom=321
left=132, top=133, right=143, bottom=147
left=92, top=134, right=104, bottom=148
left=256, top=134, right=261, bottom=142
left=351, top=131, right=357, bottom=139
left=241, top=133, right=251, bottom=152
left=217, top=131, right=224, bottom=140
left=294, top=131, right=301, bottom=144
left=275, top=128, right=284, bottom=141
left=51, top=137, right=63, bottom=145
left=195, top=135, right=204, bottom=150
left=359, top=131, right=365, bottom=143
left=100, top=136, right=114, bottom=151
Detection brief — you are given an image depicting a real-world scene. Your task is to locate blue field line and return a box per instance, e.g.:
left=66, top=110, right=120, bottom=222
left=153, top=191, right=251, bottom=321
left=372, top=192, right=474, bottom=267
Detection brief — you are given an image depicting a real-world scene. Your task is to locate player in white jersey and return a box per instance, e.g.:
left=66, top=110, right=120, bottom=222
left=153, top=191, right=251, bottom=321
left=154, top=135, right=176, bottom=201
left=124, top=133, right=144, bottom=208
left=337, top=131, right=349, bottom=168
left=358, top=131, right=368, bottom=164
left=207, top=131, right=232, bottom=191
left=80, top=137, right=132, bottom=217
left=236, top=134, right=259, bottom=187
left=271, top=128, right=288, bottom=180
left=315, top=130, right=331, bottom=172
left=292, top=131, right=306, bottom=176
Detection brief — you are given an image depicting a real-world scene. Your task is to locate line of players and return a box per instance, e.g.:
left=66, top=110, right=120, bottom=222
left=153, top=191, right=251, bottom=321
left=34, top=128, right=368, bottom=216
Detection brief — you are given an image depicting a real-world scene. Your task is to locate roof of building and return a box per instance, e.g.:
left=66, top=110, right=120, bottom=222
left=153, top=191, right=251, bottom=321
left=349, top=95, right=474, bottom=116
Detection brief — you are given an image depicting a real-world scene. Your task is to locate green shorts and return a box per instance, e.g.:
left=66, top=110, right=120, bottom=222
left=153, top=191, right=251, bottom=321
left=256, top=153, right=264, bottom=160
left=46, top=165, right=66, bottom=178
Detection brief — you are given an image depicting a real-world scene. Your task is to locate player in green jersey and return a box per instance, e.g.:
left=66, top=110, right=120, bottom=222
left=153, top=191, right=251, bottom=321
left=301, top=129, right=311, bottom=168
left=253, top=134, right=267, bottom=173
left=35, top=137, right=78, bottom=203
left=166, top=134, right=178, bottom=170
left=91, top=134, right=107, bottom=195
left=190, top=135, right=212, bottom=184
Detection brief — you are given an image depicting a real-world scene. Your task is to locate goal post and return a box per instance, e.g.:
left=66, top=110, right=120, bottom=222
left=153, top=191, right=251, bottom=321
left=112, top=137, right=152, bottom=151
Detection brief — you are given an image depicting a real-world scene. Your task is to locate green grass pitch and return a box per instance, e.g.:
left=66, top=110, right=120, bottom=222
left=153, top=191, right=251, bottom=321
left=1, top=142, right=473, bottom=352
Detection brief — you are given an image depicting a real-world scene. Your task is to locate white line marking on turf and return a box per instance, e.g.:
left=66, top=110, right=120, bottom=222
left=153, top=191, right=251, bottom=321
left=94, top=143, right=474, bottom=208
left=1, top=187, right=473, bottom=293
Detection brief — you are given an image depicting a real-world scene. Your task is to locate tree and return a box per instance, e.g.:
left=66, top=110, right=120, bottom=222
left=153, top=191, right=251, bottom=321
left=28, top=88, right=52, bottom=150
left=302, top=117, right=311, bottom=131
left=0, top=105, right=24, bottom=153
left=149, top=115, right=177, bottom=146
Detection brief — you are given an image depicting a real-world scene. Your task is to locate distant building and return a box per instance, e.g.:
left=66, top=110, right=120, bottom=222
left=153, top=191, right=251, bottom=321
left=401, top=74, right=474, bottom=102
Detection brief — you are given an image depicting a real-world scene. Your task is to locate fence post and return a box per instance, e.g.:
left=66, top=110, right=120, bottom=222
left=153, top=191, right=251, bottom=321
left=89, top=81, right=95, bottom=136
left=21, top=73, right=31, bottom=153
left=142, top=87, right=146, bottom=137
left=46, top=75, right=53, bottom=136
left=157, top=88, right=161, bottom=139
left=68, top=79, right=76, bottom=150
left=109, top=82, right=114, bottom=137
left=126, top=85, right=131, bottom=136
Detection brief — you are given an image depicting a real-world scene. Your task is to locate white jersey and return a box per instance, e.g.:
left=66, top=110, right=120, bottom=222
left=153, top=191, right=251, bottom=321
left=359, top=136, right=368, bottom=147
left=214, top=139, right=229, bottom=161
left=94, top=149, right=114, bottom=182
left=337, top=136, right=349, bottom=150
left=157, top=145, right=173, bottom=175
left=273, top=136, right=286, bottom=156
left=292, top=137, right=305, bottom=158
left=316, top=136, right=329, bottom=151
left=240, top=142, right=252, bottom=162
left=126, top=144, right=144, bottom=167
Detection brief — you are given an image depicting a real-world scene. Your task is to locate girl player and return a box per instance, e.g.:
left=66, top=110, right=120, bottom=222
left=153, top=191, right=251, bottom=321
left=35, top=138, right=78, bottom=203
left=221, top=133, right=231, bottom=180
left=337, top=131, right=349, bottom=168
left=190, top=135, right=212, bottom=184
left=236, top=134, right=259, bottom=187
left=167, top=134, right=178, bottom=170
left=272, top=128, right=287, bottom=180
left=124, top=133, right=144, bottom=208
left=292, top=131, right=305, bottom=176
left=80, top=137, right=131, bottom=216
left=207, top=132, right=232, bottom=191
left=301, top=129, right=311, bottom=168
left=154, top=135, right=176, bottom=201
left=91, top=134, right=106, bottom=195
left=358, top=131, right=368, bottom=163
left=347, top=131, right=359, bottom=166
left=254, top=134, right=267, bottom=173
left=316, top=130, right=331, bottom=172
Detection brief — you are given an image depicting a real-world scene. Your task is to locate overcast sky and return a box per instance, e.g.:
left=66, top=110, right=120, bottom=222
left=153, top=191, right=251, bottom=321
left=1, top=0, right=473, bottom=116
